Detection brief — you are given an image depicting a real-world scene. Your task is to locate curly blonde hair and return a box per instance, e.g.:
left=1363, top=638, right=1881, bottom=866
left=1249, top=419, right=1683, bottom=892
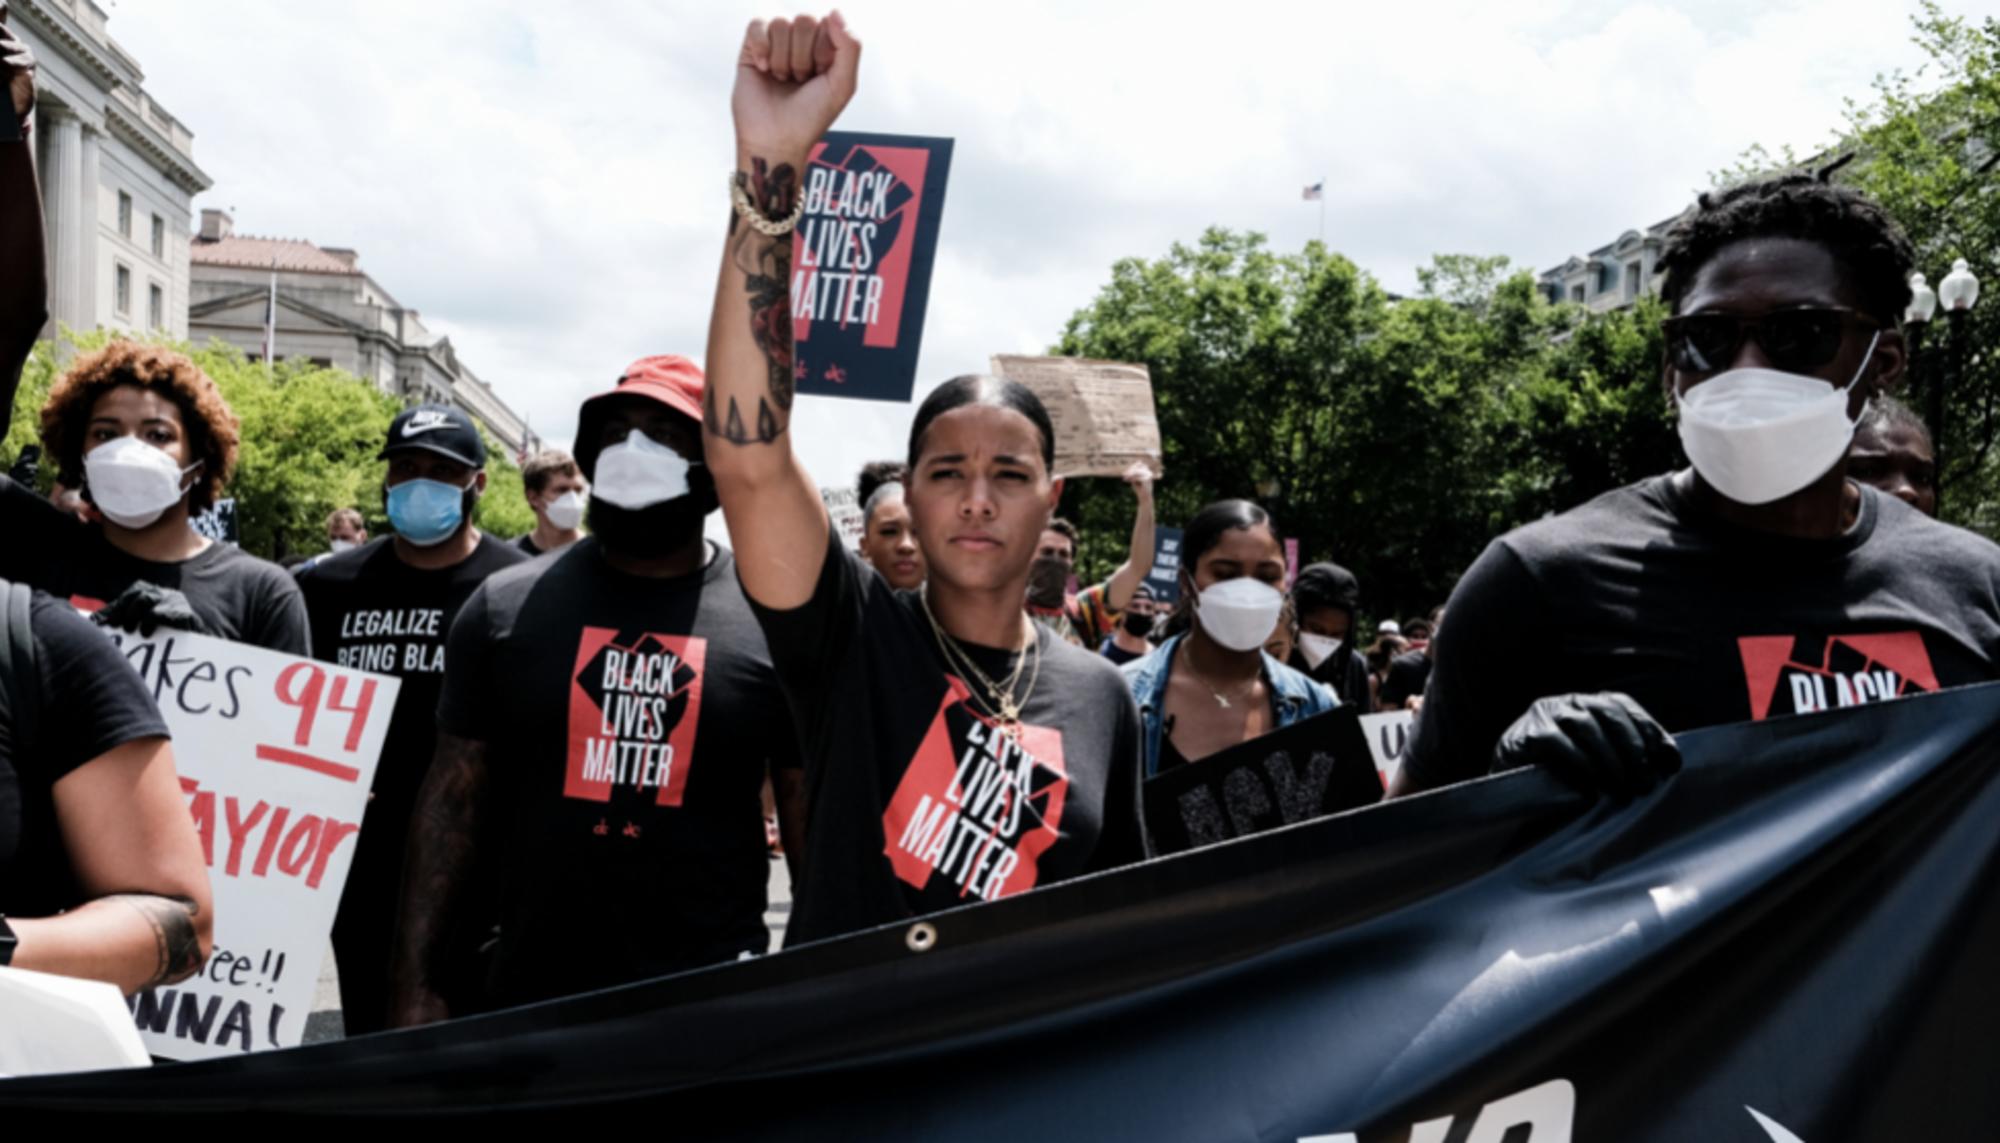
left=41, top=340, right=240, bottom=513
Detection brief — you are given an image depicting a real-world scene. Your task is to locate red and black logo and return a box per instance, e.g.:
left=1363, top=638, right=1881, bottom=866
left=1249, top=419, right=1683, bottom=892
left=1739, top=631, right=1938, bottom=721
left=564, top=626, right=706, bottom=807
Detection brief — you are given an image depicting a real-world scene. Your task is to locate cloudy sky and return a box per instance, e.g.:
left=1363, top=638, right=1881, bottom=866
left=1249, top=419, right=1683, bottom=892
left=105, top=0, right=1993, bottom=488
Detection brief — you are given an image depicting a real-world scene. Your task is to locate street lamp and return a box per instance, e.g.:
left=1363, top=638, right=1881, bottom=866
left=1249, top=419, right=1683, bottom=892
left=1936, top=258, right=1980, bottom=514
left=1906, top=270, right=1937, bottom=444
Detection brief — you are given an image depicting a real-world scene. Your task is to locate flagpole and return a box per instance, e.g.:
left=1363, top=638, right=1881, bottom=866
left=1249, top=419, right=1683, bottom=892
left=263, top=255, right=277, bottom=376
left=1318, top=175, right=1326, bottom=246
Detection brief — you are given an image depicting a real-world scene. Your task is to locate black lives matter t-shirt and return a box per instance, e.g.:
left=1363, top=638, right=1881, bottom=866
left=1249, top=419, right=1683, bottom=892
left=0, top=592, right=170, bottom=918
left=0, top=481, right=309, bottom=654
left=437, top=539, right=798, bottom=1004
left=1403, top=475, right=2000, bottom=789
left=751, top=527, right=1147, bottom=946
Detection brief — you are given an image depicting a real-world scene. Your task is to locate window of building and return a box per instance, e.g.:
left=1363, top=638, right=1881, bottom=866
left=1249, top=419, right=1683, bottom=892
left=1625, top=261, right=1642, bottom=300
left=1569, top=283, right=1586, bottom=304
left=118, top=191, right=132, bottom=238
left=151, top=214, right=165, bottom=259
left=149, top=283, right=164, bottom=330
left=115, top=263, right=131, bottom=315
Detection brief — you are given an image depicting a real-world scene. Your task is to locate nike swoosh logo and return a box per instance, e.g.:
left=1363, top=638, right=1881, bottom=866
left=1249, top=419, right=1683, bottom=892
left=1747, top=1107, right=1805, bottom=1143
left=402, top=422, right=450, bottom=436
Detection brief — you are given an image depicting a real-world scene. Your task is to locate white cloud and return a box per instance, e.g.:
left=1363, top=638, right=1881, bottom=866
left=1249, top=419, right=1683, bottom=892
left=103, top=0, right=1989, bottom=488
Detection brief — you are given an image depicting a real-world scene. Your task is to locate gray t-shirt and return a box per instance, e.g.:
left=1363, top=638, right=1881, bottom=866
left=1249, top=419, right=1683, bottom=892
left=1404, top=474, right=2000, bottom=789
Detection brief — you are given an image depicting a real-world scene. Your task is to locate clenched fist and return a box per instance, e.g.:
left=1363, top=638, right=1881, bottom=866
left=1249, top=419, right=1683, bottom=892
left=2, top=3, right=37, bottom=125
left=733, top=11, right=860, bottom=162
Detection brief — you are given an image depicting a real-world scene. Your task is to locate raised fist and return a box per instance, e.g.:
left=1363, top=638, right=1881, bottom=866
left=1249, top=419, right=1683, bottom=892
left=733, top=11, right=860, bottom=161
left=2, top=3, right=37, bottom=124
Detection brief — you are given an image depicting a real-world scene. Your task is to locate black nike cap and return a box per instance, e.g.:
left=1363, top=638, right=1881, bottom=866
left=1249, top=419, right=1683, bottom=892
left=379, top=404, right=487, bottom=468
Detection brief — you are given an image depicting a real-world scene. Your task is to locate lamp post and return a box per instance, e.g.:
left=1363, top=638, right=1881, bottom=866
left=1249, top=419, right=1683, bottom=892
left=1936, top=258, right=1981, bottom=511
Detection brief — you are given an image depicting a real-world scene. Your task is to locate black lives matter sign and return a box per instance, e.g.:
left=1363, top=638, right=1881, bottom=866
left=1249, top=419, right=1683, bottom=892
left=1143, top=707, right=1382, bottom=856
left=790, top=132, right=953, bottom=404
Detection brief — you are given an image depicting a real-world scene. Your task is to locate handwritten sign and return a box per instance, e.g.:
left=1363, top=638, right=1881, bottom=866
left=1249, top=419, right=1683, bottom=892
left=1142, top=708, right=1381, bottom=856
left=101, top=630, right=397, bottom=1060
left=822, top=485, right=865, bottom=551
left=1359, top=710, right=1414, bottom=787
left=990, top=355, right=1163, bottom=479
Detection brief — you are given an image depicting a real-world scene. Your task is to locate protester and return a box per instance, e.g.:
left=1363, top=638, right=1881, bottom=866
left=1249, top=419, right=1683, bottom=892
left=1363, top=632, right=1408, bottom=712
left=1377, top=619, right=1400, bottom=639
left=857, top=460, right=925, bottom=590
left=1100, top=581, right=1160, bottom=666
left=389, top=357, right=804, bottom=1023
left=1122, top=501, right=1338, bottom=778
left=698, top=12, right=1144, bottom=942
left=1378, top=607, right=1441, bottom=713
left=855, top=458, right=904, bottom=507
left=0, top=34, right=214, bottom=997
left=1287, top=562, right=1373, bottom=707
left=327, top=507, right=368, bottom=553
left=1265, top=594, right=1297, bottom=665
left=515, top=448, right=589, bottom=557
left=1393, top=172, right=2000, bottom=801
left=1848, top=394, right=1936, bottom=517
left=295, top=403, right=526, bottom=1032
left=1024, top=461, right=1156, bottom=648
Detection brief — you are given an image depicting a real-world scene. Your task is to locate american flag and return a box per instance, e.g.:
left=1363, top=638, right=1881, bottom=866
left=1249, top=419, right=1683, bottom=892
left=1302, top=181, right=1325, bottom=201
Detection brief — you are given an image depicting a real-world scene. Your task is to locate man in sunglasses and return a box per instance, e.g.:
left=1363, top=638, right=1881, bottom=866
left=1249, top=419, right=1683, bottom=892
left=1392, top=172, right=2000, bottom=800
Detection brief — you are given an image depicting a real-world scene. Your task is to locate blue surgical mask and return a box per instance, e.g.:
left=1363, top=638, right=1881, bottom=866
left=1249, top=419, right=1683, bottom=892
left=386, top=478, right=471, bottom=547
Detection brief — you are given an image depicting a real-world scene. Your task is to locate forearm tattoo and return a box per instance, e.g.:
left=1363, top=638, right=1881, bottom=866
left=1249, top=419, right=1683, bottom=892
left=110, top=893, right=203, bottom=987
left=710, top=157, right=796, bottom=447
left=400, top=733, right=489, bottom=985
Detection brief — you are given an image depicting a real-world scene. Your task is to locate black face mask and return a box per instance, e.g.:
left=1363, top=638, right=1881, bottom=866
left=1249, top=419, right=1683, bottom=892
left=586, top=473, right=717, bottom=560
left=1122, top=609, right=1155, bottom=637
left=1027, top=555, right=1070, bottom=607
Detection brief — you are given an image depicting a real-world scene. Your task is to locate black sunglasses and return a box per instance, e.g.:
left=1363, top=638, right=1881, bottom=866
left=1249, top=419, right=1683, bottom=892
left=1662, top=308, right=1880, bottom=375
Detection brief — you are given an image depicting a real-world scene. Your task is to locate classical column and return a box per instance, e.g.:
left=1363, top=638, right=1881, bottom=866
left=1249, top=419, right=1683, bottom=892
left=78, top=124, right=100, bottom=331
left=35, top=103, right=86, bottom=334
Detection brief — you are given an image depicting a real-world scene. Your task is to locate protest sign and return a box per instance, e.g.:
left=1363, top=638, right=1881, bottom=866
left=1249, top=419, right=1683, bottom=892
left=1359, top=709, right=1413, bottom=785
left=792, top=132, right=954, bottom=404
left=1141, top=707, right=1382, bottom=856
left=7, top=686, right=2000, bottom=1137
left=101, top=630, right=397, bottom=1060
left=989, top=355, right=1164, bottom=479
left=189, top=497, right=239, bottom=545
left=821, top=485, right=865, bottom=551
left=1143, top=525, right=1184, bottom=605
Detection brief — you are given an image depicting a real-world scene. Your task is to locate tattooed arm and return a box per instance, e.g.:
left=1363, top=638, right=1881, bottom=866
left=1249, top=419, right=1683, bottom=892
left=388, top=732, right=491, bottom=1028
left=10, top=737, right=215, bottom=994
left=703, top=13, right=862, bottom=610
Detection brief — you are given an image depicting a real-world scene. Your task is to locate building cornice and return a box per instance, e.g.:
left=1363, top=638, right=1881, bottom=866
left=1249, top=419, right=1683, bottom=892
left=104, top=102, right=211, bottom=194
left=14, top=0, right=126, bottom=91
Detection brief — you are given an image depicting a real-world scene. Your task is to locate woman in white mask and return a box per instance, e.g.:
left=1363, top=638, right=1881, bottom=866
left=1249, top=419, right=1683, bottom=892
left=21, top=341, right=309, bottom=653
left=1121, top=500, right=1338, bottom=779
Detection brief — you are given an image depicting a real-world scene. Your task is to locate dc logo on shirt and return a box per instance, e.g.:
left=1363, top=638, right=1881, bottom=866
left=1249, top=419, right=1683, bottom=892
left=564, top=626, right=707, bottom=806
left=1738, top=632, right=1939, bottom=720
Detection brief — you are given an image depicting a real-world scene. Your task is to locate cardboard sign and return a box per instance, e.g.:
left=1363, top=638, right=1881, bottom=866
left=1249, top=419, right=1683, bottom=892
left=792, top=132, right=955, bottom=404
left=100, top=630, right=398, bottom=1060
left=822, top=485, right=865, bottom=551
left=1142, top=707, right=1382, bottom=856
left=990, top=355, right=1164, bottom=479
left=1359, top=710, right=1414, bottom=787
left=1144, top=526, right=1185, bottom=606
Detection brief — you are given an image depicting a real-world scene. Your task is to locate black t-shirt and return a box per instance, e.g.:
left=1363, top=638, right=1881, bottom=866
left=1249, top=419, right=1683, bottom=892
left=514, top=534, right=542, bottom=557
left=1100, top=636, right=1148, bottom=667
left=0, top=591, right=171, bottom=917
left=437, top=539, right=798, bottom=1004
left=1404, top=475, right=2000, bottom=789
left=1377, top=649, right=1431, bottom=710
left=751, top=528, right=1147, bottom=945
left=0, top=481, right=309, bottom=654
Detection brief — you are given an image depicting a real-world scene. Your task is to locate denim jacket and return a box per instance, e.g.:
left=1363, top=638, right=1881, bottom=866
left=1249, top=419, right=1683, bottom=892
left=1121, top=632, right=1341, bottom=779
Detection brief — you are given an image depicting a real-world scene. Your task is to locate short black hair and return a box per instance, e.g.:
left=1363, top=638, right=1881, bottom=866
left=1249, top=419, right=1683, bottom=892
left=1046, top=517, right=1079, bottom=553
left=1658, top=171, right=1917, bottom=325
left=907, top=374, right=1057, bottom=473
left=856, top=459, right=907, bottom=507
left=1859, top=393, right=1933, bottom=447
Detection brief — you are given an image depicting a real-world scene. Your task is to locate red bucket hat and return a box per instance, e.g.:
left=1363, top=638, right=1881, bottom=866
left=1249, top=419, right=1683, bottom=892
left=573, top=355, right=706, bottom=479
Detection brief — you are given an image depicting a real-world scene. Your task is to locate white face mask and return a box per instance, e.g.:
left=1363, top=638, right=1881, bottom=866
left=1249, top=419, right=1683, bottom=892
left=1298, top=632, right=1343, bottom=669
left=592, top=431, right=692, bottom=510
left=85, top=435, right=199, bottom=529
left=1676, top=331, right=1878, bottom=506
left=1194, top=577, right=1286, bottom=653
left=329, top=538, right=358, bottom=553
left=545, top=489, right=587, bottom=530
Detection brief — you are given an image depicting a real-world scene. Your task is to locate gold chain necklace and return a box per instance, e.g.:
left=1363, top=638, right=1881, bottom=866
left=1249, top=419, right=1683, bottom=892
left=921, top=586, right=1042, bottom=734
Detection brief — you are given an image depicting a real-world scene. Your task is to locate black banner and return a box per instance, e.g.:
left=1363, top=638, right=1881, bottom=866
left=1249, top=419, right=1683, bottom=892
left=791, top=131, right=953, bottom=404
left=5, top=684, right=2000, bottom=1138
left=1143, top=707, right=1383, bottom=855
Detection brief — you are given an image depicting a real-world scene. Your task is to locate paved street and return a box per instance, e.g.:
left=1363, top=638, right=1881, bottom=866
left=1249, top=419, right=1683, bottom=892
left=305, top=857, right=794, bottom=1043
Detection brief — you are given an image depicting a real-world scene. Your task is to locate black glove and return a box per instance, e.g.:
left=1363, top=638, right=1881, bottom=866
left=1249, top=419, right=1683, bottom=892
left=1492, top=692, right=1680, bottom=801
left=91, top=581, right=212, bottom=638
left=8, top=443, right=37, bottom=488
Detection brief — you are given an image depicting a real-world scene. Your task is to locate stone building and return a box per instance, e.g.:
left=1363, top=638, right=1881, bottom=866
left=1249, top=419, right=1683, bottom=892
left=188, top=211, right=536, bottom=457
left=12, top=0, right=211, bottom=340
left=1538, top=217, right=1676, bottom=314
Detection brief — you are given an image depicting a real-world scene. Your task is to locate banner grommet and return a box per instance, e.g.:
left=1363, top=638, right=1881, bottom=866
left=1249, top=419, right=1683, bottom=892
left=904, top=922, right=938, bottom=954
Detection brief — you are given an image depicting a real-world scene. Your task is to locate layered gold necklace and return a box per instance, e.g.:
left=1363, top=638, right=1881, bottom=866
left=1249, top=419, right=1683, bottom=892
left=920, top=585, right=1042, bottom=737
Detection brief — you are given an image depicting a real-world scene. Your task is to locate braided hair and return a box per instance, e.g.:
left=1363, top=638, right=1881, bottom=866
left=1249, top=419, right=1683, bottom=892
left=1657, top=166, right=1917, bottom=324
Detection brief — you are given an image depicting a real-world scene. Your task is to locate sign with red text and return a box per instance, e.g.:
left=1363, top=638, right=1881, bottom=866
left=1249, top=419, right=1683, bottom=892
left=100, top=630, right=397, bottom=1061
left=791, top=131, right=954, bottom=404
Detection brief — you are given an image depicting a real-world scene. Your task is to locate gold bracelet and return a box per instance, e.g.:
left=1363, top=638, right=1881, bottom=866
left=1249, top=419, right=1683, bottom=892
left=730, top=173, right=807, bottom=237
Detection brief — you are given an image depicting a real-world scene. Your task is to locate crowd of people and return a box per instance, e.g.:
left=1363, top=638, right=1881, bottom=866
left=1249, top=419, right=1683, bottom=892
left=1, top=10, right=1994, bottom=1043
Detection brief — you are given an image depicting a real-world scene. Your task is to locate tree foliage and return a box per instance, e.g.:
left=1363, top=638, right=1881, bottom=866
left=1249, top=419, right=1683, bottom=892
left=1053, top=229, right=1675, bottom=620
left=6, top=332, right=534, bottom=561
